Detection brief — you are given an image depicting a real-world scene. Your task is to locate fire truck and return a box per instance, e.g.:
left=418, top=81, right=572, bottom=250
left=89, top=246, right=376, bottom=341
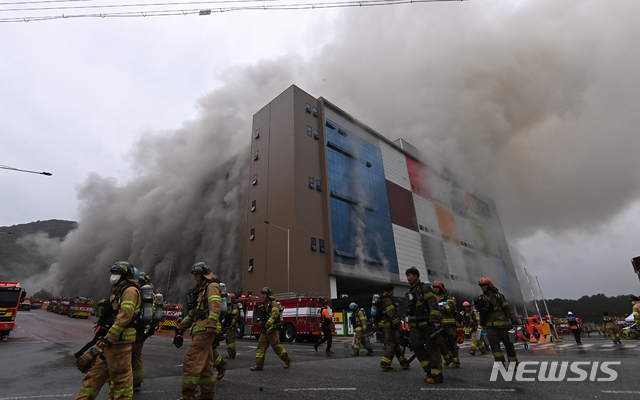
left=47, top=296, right=60, bottom=312
left=160, top=303, right=183, bottom=330
left=0, top=281, right=26, bottom=340
left=242, top=293, right=332, bottom=343
left=55, top=297, right=72, bottom=315
left=30, top=298, right=44, bottom=310
left=68, top=297, right=94, bottom=318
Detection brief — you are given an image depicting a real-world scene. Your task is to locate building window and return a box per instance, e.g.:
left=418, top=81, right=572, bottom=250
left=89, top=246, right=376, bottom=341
left=319, top=239, right=325, bottom=253
left=311, top=237, right=317, bottom=251
left=251, top=200, right=256, bottom=212
left=314, top=129, right=319, bottom=140
left=250, top=228, right=255, bottom=241
left=307, top=126, right=312, bottom=137
left=252, top=174, right=258, bottom=185
left=308, top=176, right=314, bottom=189
left=254, top=150, right=259, bottom=161
left=306, top=103, right=312, bottom=113
left=248, top=258, right=254, bottom=272
left=254, top=129, right=260, bottom=139
left=316, top=180, right=322, bottom=191
left=313, top=107, right=318, bottom=117
left=428, top=269, right=437, bottom=276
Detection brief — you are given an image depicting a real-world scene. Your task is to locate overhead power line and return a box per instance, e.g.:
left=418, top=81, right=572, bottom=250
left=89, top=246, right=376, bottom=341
left=0, top=0, right=465, bottom=23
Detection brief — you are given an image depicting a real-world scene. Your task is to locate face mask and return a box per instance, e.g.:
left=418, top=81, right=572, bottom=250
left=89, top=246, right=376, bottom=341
left=110, top=275, right=121, bottom=286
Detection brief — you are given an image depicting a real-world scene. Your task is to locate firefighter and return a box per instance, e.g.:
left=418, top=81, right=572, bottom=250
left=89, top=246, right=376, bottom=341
left=460, top=301, right=487, bottom=355
left=350, top=302, right=373, bottom=356
left=405, top=267, right=443, bottom=384
left=474, top=277, right=520, bottom=367
left=224, top=293, right=240, bottom=359
left=75, top=261, right=141, bottom=400
left=631, top=296, right=640, bottom=327
left=250, top=287, right=292, bottom=371
left=602, top=312, right=621, bottom=344
left=314, top=300, right=333, bottom=354
left=566, top=312, right=582, bottom=344
left=174, top=262, right=223, bottom=400
left=433, top=280, right=459, bottom=368
left=130, top=271, right=156, bottom=393
left=378, top=284, right=409, bottom=371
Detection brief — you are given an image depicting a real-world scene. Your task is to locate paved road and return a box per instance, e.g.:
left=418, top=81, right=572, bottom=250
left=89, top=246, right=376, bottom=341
left=1, top=310, right=639, bottom=399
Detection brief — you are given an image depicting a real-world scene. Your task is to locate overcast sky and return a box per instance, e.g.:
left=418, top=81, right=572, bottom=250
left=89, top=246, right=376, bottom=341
left=2, top=0, right=640, bottom=301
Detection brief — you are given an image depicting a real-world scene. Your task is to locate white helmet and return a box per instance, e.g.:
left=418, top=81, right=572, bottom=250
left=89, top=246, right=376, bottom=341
left=568, top=311, right=573, bottom=316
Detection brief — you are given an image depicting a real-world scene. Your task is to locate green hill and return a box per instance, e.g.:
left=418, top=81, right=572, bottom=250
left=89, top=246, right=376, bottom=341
left=0, top=220, right=77, bottom=281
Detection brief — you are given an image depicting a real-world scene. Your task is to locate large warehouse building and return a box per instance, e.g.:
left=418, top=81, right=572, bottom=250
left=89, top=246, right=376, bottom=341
left=241, top=85, right=522, bottom=304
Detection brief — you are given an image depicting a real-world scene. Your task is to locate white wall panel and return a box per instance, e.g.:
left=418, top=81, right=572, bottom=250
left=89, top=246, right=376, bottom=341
left=392, top=224, right=426, bottom=280
left=413, top=194, right=441, bottom=239
left=380, top=141, right=411, bottom=190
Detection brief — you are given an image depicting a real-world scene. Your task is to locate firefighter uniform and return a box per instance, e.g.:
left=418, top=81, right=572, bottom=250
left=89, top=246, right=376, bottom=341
left=378, top=291, right=409, bottom=371
left=76, top=274, right=141, bottom=400
left=224, top=301, right=240, bottom=358
left=603, top=313, right=621, bottom=344
left=407, top=275, right=442, bottom=383
left=434, top=283, right=459, bottom=368
left=632, top=296, right=640, bottom=326
left=351, top=307, right=373, bottom=356
left=460, top=307, right=486, bottom=355
left=476, top=278, right=520, bottom=366
left=131, top=281, right=158, bottom=392
left=177, top=271, right=222, bottom=400
left=251, top=295, right=291, bottom=370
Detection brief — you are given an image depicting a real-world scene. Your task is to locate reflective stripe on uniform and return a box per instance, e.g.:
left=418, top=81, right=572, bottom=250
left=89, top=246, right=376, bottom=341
left=78, top=386, right=99, bottom=399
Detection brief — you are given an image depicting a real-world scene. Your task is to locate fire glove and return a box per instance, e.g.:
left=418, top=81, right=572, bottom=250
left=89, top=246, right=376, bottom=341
left=173, top=328, right=184, bottom=348
left=76, top=346, right=101, bottom=374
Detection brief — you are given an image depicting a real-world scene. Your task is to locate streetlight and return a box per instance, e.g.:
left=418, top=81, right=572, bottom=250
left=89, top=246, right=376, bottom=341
left=264, top=220, right=290, bottom=293
left=154, top=253, right=173, bottom=302
left=56, top=281, right=66, bottom=297
left=0, top=164, right=52, bottom=176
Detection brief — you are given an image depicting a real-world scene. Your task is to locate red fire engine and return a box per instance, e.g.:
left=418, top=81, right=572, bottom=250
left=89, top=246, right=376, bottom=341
left=160, top=303, right=183, bottom=330
left=241, top=293, right=332, bottom=343
left=55, top=297, right=72, bottom=315
left=0, top=281, right=26, bottom=340
left=68, top=297, right=94, bottom=318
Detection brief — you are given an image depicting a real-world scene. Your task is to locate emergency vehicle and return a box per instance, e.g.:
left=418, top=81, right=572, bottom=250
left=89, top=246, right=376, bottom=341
left=242, top=293, right=332, bottom=343
left=160, top=303, right=183, bottom=330
left=68, top=297, right=94, bottom=318
left=30, top=298, right=44, bottom=309
left=55, top=297, right=72, bottom=315
left=0, top=281, right=26, bottom=340
left=47, top=296, right=60, bottom=312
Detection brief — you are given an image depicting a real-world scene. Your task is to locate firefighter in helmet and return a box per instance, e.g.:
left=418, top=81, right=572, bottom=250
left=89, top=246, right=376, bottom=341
left=460, top=301, right=487, bottom=355
left=433, top=280, right=460, bottom=368
left=224, top=293, right=240, bottom=359
left=405, top=267, right=442, bottom=384
left=378, top=283, right=409, bottom=371
left=475, top=277, right=520, bottom=367
left=75, top=261, right=141, bottom=400
left=250, top=287, right=292, bottom=371
left=602, top=312, right=622, bottom=344
left=350, top=302, right=373, bottom=356
left=129, top=271, right=157, bottom=393
left=174, top=262, right=223, bottom=400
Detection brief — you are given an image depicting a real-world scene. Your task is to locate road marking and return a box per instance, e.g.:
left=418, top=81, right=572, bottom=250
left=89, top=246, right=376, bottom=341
left=602, top=390, right=640, bottom=394
left=556, top=344, right=574, bottom=348
left=15, top=325, right=48, bottom=343
left=612, top=345, right=636, bottom=349
left=421, top=388, right=516, bottom=392
left=576, top=344, right=594, bottom=348
left=601, top=344, right=615, bottom=347
left=285, top=388, right=356, bottom=391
